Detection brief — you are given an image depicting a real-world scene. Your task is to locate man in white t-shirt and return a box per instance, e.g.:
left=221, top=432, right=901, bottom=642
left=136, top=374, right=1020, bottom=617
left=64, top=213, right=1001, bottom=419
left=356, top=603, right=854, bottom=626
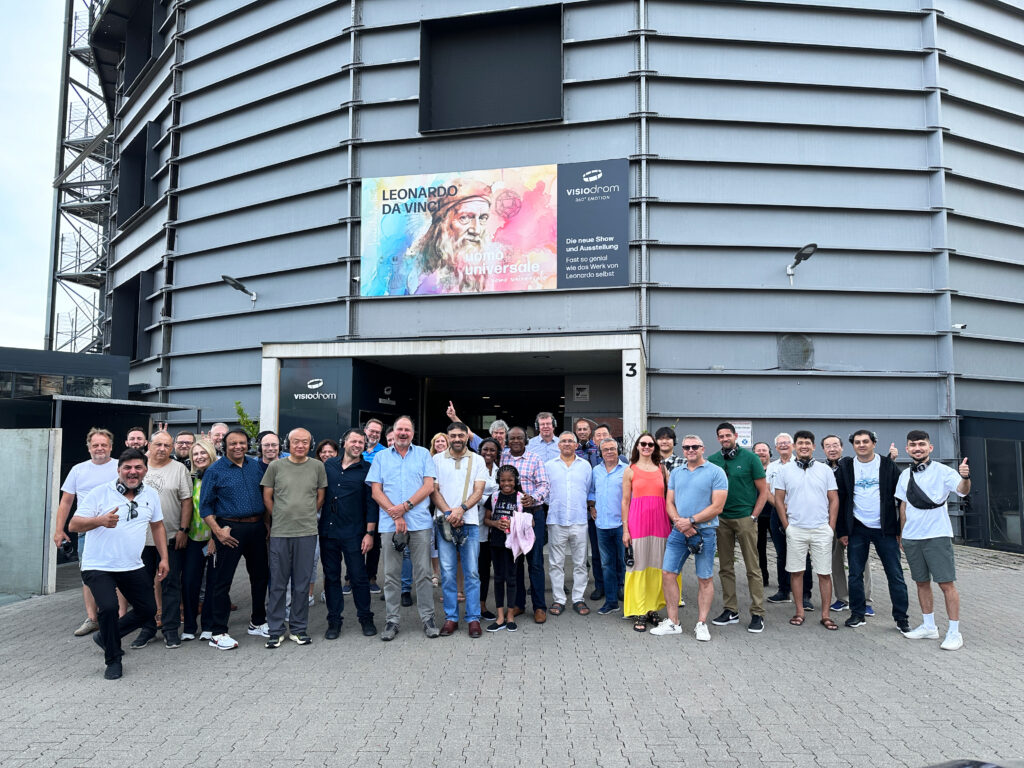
left=141, top=431, right=194, bottom=650
left=766, top=433, right=811, bottom=607
left=54, top=427, right=118, bottom=637
left=773, top=431, right=839, bottom=630
left=895, top=430, right=970, bottom=651
left=431, top=422, right=488, bottom=638
left=70, top=449, right=169, bottom=680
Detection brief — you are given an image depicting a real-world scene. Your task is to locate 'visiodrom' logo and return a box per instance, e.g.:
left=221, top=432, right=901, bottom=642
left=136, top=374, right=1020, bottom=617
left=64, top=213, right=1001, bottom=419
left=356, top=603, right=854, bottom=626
left=582, top=169, right=602, bottom=182
left=307, top=378, right=324, bottom=390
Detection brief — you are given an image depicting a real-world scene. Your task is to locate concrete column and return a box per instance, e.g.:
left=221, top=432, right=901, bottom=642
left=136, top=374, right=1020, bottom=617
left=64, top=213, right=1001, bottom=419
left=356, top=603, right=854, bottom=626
left=260, top=356, right=280, bottom=433
left=621, top=347, right=647, bottom=444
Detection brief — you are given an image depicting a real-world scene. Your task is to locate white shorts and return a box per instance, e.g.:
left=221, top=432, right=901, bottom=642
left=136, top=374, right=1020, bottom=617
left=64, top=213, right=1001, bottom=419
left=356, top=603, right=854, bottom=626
left=785, top=525, right=833, bottom=575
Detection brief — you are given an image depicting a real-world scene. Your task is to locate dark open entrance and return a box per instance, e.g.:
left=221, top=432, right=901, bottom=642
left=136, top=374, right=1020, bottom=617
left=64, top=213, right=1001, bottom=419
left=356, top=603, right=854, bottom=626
left=423, top=375, right=564, bottom=443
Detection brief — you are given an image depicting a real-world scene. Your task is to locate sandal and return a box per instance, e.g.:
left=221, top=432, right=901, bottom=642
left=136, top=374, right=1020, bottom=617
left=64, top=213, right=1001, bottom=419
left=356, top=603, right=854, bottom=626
left=633, top=617, right=647, bottom=632
left=549, top=603, right=565, bottom=616
left=572, top=601, right=590, bottom=616
left=789, top=615, right=805, bottom=626
left=820, top=617, right=838, bottom=631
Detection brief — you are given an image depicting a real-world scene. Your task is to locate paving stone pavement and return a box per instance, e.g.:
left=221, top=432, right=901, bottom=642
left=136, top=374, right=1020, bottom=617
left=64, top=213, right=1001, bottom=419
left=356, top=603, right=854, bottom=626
left=1, top=545, right=1022, bottom=768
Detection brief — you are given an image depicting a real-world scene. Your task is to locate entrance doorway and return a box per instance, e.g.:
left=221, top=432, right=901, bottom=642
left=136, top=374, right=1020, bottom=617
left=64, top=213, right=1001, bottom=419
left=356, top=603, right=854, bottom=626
left=423, top=375, right=564, bottom=443
left=262, top=333, right=647, bottom=446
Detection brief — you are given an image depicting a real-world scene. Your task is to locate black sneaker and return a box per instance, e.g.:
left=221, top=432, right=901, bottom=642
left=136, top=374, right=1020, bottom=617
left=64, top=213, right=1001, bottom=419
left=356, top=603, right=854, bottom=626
left=589, top=589, right=605, bottom=601
left=896, top=619, right=911, bottom=635
left=712, top=610, right=739, bottom=626
left=265, top=634, right=284, bottom=649
left=130, top=631, right=155, bottom=649
left=163, top=631, right=181, bottom=649
left=104, top=661, right=122, bottom=680
left=747, top=615, right=765, bottom=633
left=506, top=621, right=518, bottom=632
left=401, top=592, right=413, bottom=607
left=481, top=610, right=497, bottom=621
left=361, top=623, right=377, bottom=637
left=597, top=603, right=620, bottom=615
left=290, top=631, right=312, bottom=645
left=767, top=591, right=791, bottom=603
left=324, top=624, right=341, bottom=640
left=845, top=615, right=866, bottom=629
left=802, top=598, right=814, bottom=611
left=485, top=621, right=506, bottom=632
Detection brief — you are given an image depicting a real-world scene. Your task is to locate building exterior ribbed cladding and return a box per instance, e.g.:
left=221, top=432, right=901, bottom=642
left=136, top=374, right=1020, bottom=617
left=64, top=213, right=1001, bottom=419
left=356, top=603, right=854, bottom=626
left=98, top=0, right=1024, bottom=462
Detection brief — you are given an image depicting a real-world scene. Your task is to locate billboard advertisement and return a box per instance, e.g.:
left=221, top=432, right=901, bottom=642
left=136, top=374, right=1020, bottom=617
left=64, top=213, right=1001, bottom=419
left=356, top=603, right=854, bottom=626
left=360, top=158, right=628, bottom=296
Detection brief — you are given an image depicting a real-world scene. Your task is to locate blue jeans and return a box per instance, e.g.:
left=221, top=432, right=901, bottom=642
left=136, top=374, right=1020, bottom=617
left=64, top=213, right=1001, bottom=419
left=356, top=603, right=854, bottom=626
left=663, top=527, right=718, bottom=580
left=847, top=520, right=908, bottom=622
left=516, top=505, right=547, bottom=611
left=595, top=526, right=625, bottom=607
left=437, top=523, right=480, bottom=623
left=401, top=547, right=412, bottom=592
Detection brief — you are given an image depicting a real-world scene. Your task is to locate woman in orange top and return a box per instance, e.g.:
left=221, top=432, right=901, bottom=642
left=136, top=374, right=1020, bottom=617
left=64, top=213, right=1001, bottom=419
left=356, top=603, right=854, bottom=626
left=622, top=432, right=674, bottom=632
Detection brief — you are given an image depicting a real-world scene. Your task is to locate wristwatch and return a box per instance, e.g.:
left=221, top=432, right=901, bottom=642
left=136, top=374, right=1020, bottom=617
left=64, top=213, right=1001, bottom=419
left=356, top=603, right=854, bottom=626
left=687, top=517, right=697, bottom=527
left=178, top=527, right=188, bottom=533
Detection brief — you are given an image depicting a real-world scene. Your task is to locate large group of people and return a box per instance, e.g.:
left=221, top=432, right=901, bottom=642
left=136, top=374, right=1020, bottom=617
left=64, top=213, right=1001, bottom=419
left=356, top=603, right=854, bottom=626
left=54, top=409, right=971, bottom=680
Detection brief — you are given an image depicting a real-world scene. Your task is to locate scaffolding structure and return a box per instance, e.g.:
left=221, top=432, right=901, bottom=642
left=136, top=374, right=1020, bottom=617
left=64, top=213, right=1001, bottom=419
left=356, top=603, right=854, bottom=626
left=44, top=0, right=111, bottom=354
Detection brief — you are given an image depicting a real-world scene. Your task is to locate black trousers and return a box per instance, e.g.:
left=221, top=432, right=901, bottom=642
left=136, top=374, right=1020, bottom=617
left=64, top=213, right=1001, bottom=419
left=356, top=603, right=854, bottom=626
left=210, top=519, right=269, bottom=635
left=82, top=567, right=156, bottom=665
left=321, top=535, right=374, bottom=626
left=182, top=538, right=215, bottom=635
left=478, top=538, right=492, bottom=604
left=490, top=543, right=517, bottom=609
left=160, top=544, right=186, bottom=634
left=757, top=511, right=771, bottom=587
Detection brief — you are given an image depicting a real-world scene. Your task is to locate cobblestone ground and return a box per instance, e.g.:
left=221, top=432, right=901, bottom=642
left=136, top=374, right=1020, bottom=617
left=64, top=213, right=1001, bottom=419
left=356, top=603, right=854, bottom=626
left=1, top=545, right=1022, bottom=767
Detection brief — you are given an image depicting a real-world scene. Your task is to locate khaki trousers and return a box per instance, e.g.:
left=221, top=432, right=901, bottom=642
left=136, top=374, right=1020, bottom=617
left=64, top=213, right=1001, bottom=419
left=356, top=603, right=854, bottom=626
left=716, top=516, right=765, bottom=617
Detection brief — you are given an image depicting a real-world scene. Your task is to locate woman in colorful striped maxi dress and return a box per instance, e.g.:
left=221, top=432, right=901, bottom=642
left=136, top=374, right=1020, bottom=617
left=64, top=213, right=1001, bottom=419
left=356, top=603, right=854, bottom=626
left=621, top=432, right=673, bottom=632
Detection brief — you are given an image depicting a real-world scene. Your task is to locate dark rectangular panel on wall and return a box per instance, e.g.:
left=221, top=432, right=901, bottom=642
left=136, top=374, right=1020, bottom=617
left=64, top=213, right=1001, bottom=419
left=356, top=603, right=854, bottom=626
left=419, top=5, right=563, bottom=132
left=351, top=360, right=420, bottom=435
left=278, top=358, right=354, bottom=445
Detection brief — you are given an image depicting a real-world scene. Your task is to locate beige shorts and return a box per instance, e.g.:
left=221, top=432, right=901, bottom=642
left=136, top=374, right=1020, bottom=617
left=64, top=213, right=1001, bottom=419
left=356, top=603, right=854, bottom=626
left=785, top=524, right=833, bottom=574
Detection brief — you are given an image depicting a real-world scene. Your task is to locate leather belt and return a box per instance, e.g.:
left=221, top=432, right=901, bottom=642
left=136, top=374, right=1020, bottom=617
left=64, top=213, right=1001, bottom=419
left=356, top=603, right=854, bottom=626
left=217, top=514, right=264, bottom=524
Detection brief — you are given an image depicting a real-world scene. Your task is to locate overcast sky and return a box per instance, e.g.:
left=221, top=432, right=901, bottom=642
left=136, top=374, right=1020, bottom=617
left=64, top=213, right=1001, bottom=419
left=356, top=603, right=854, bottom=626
left=0, top=5, right=65, bottom=350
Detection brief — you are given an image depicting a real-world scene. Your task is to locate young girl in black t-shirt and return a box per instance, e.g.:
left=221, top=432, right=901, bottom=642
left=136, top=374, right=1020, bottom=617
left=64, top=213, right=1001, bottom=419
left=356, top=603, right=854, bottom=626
left=485, top=465, right=524, bottom=632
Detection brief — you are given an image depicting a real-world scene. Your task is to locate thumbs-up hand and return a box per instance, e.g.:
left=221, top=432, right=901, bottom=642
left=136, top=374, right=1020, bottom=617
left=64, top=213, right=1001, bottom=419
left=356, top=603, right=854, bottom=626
left=959, top=457, right=970, bottom=478
left=888, top=442, right=898, bottom=459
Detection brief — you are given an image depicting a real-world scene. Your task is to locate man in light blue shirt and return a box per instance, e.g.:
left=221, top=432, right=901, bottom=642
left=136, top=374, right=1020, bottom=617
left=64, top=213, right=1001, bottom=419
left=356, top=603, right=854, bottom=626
left=544, top=432, right=593, bottom=615
left=527, top=411, right=561, bottom=462
left=651, top=435, right=728, bottom=641
left=587, top=438, right=627, bottom=615
left=366, top=415, right=438, bottom=640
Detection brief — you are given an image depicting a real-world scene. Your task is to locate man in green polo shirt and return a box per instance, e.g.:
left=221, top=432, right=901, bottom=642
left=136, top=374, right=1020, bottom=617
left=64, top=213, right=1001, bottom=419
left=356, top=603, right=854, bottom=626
left=707, top=422, right=770, bottom=633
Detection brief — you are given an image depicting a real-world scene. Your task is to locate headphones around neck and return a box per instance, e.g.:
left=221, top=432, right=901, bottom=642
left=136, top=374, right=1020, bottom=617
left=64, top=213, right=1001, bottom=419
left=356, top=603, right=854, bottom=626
left=912, top=460, right=930, bottom=473
left=722, top=445, right=738, bottom=460
left=796, top=457, right=815, bottom=470
left=116, top=480, right=144, bottom=495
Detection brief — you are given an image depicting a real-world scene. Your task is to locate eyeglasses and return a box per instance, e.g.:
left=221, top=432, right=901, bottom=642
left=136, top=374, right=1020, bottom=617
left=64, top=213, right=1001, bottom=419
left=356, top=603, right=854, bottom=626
left=681, top=445, right=702, bottom=451
left=638, top=442, right=655, bottom=448
left=126, top=500, right=138, bottom=520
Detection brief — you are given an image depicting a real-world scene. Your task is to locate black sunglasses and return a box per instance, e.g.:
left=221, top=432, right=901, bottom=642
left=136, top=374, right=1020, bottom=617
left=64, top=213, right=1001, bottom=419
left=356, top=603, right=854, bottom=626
left=681, top=445, right=703, bottom=451
left=126, top=500, right=139, bottom=520
left=638, top=441, right=655, bottom=448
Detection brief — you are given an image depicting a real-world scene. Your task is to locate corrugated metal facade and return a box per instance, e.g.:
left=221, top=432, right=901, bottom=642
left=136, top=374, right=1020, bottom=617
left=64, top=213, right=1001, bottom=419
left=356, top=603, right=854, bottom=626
left=98, top=0, right=1024, bottom=462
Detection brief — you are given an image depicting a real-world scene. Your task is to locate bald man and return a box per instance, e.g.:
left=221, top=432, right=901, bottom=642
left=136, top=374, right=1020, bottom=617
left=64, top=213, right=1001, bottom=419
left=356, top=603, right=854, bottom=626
left=261, top=428, right=327, bottom=647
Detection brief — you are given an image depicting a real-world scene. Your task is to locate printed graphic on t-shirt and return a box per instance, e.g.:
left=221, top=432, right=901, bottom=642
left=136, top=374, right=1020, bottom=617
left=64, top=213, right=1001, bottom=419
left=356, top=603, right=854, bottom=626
left=492, top=493, right=517, bottom=523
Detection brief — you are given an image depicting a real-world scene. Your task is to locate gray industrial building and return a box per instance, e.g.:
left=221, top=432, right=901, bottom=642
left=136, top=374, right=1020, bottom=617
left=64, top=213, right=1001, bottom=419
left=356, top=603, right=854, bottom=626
left=46, top=0, right=1024, bottom=551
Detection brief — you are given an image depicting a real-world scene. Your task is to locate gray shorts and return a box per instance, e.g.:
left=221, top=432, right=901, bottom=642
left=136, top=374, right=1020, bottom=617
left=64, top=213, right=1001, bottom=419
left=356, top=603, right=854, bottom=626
left=903, top=537, right=956, bottom=583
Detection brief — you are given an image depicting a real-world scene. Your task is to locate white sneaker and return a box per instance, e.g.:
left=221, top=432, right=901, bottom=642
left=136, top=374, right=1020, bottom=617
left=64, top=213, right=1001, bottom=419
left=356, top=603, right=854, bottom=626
left=208, top=633, right=238, bottom=650
left=650, top=618, right=682, bottom=636
left=904, top=624, right=940, bottom=640
left=308, top=594, right=315, bottom=607
left=180, top=632, right=196, bottom=641
left=694, top=621, right=711, bottom=642
left=199, top=631, right=213, bottom=641
left=940, top=632, right=963, bottom=651
left=247, top=622, right=270, bottom=638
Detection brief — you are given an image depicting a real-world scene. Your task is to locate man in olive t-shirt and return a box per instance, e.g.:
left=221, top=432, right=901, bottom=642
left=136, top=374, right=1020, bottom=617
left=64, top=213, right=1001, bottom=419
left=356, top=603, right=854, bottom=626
left=261, top=428, right=327, bottom=646
left=707, top=422, right=770, bottom=633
